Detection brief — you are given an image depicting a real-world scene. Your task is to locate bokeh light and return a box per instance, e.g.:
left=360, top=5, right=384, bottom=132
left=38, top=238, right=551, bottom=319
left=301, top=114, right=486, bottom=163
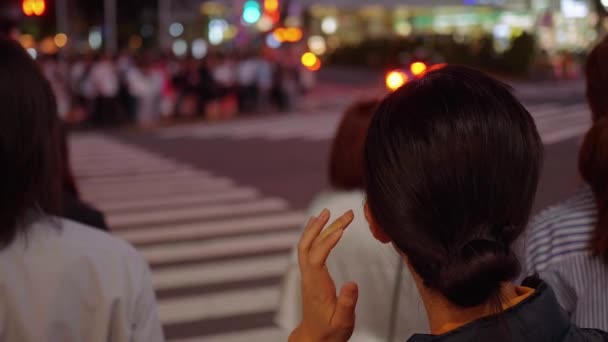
left=386, top=70, right=408, bottom=91
left=264, top=0, right=279, bottom=12
left=410, top=62, right=427, bottom=76
left=88, top=29, right=103, bottom=50
left=192, top=39, right=208, bottom=59
left=26, top=48, right=37, bottom=59
left=308, top=35, right=327, bottom=55
left=54, top=33, right=68, bottom=48
left=321, top=16, right=338, bottom=34
left=301, top=52, right=318, bottom=68
left=169, top=22, right=184, bottom=38
left=242, top=0, right=262, bottom=24
left=19, top=34, right=35, bottom=48
left=266, top=33, right=281, bottom=49
left=172, top=39, right=188, bottom=57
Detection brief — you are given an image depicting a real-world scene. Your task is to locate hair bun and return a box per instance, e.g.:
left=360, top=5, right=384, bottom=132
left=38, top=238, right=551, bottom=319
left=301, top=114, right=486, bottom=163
left=431, top=239, right=520, bottom=308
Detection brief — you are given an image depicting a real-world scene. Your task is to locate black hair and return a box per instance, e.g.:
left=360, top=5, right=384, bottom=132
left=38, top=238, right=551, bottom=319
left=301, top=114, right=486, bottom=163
left=0, top=38, right=63, bottom=248
left=364, top=65, right=542, bottom=308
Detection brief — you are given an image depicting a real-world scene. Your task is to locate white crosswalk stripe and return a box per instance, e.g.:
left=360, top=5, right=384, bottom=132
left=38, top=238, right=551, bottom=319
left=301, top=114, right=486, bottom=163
left=157, top=102, right=592, bottom=145
left=69, top=134, right=294, bottom=341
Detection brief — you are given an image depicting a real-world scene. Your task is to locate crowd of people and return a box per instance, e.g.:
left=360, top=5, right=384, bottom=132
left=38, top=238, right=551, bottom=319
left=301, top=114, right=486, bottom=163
left=40, top=49, right=309, bottom=128
left=1, top=23, right=608, bottom=342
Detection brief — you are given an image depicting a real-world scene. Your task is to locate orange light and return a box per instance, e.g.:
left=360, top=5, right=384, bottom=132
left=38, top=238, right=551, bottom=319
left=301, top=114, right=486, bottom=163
left=427, top=63, right=447, bottom=73
left=54, top=33, right=68, bottom=48
left=273, top=28, right=286, bottom=42
left=386, top=70, right=408, bottom=91
left=301, top=52, right=318, bottom=68
left=274, top=27, right=302, bottom=43
left=264, top=0, right=279, bottom=12
left=307, top=58, right=322, bottom=72
left=22, top=0, right=33, bottom=16
left=410, top=62, right=427, bottom=76
left=33, top=0, right=45, bottom=15
left=19, top=34, right=35, bottom=48
left=22, top=0, right=45, bottom=16
left=285, top=27, right=302, bottom=42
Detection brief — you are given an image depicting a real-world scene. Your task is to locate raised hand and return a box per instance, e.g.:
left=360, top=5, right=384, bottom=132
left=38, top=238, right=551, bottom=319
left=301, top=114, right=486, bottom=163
left=289, top=209, right=358, bottom=342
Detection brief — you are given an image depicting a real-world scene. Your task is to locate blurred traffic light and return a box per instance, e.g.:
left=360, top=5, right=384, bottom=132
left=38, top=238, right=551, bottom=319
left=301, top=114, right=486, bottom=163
left=22, top=0, right=46, bottom=16
left=242, top=0, right=262, bottom=24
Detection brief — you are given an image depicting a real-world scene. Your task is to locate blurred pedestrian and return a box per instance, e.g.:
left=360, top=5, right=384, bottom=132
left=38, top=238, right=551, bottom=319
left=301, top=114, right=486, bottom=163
left=69, top=54, right=96, bottom=123
left=41, top=54, right=71, bottom=120
left=287, top=66, right=608, bottom=342
left=236, top=52, right=260, bottom=113
left=88, top=54, right=125, bottom=125
left=276, top=100, right=429, bottom=341
left=126, top=56, right=163, bottom=127
left=526, top=36, right=608, bottom=331
left=0, top=38, right=164, bottom=342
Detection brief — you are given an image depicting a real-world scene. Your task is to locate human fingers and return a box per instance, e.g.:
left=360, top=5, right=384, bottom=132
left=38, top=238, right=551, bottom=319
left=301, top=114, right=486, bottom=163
left=298, top=209, right=330, bottom=264
left=308, top=212, right=352, bottom=267
left=318, top=210, right=354, bottom=243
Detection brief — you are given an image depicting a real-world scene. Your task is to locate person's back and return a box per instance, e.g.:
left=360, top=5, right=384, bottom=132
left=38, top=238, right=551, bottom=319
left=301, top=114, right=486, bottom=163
left=0, top=38, right=164, bottom=342
left=0, top=216, right=162, bottom=341
left=527, top=186, right=608, bottom=331
left=526, top=36, right=608, bottom=332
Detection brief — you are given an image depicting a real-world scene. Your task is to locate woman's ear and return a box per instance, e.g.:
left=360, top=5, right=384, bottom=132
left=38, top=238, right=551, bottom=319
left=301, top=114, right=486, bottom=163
left=364, top=201, right=392, bottom=244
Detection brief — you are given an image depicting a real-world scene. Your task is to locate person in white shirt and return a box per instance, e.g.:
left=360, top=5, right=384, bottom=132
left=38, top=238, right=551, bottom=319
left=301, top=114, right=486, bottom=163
left=0, top=38, right=164, bottom=342
left=276, top=100, right=429, bottom=341
left=126, top=57, right=163, bottom=127
left=88, top=54, right=125, bottom=125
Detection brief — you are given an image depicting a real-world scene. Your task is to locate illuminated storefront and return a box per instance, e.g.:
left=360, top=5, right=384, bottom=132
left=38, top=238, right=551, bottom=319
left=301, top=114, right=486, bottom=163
left=303, top=0, right=596, bottom=51
left=305, top=2, right=535, bottom=52
left=533, top=0, right=597, bottom=51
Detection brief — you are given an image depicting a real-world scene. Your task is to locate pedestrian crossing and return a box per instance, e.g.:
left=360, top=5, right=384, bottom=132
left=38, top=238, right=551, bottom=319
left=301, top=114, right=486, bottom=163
left=158, top=101, right=592, bottom=145
left=69, top=134, right=297, bottom=341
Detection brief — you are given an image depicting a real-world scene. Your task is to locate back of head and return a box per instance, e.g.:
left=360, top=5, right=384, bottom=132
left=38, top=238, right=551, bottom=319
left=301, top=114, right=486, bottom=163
left=579, top=118, right=608, bottom=261
left=586, top=37, right=608, bottom=122
left=364, top=66, right=542, bottom=308
left=329, top=99, right=379, bottom=190
left=0, top=38, right=62, bottom=248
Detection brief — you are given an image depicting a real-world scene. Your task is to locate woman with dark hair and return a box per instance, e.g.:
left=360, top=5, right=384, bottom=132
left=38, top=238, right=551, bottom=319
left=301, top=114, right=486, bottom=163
left=276, top=100, right=428, bottom=341
left=526, top=37, right=608, bottom=331
left=0, top=38, right=163, bottom=341
left=287, top=66, right=608, bottom=342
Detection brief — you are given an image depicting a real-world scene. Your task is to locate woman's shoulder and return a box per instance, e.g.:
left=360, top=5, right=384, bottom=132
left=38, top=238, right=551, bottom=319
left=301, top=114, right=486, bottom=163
left=26, top=216, right=144, bottom=267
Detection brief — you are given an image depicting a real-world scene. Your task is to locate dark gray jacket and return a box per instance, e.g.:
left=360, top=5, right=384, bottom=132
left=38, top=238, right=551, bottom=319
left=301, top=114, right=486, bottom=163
left=408, top=279, right=608, bottom=342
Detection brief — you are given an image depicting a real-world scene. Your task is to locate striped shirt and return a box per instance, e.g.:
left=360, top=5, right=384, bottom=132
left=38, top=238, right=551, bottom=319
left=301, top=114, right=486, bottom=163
left=526, top=186, right=608, bottom=331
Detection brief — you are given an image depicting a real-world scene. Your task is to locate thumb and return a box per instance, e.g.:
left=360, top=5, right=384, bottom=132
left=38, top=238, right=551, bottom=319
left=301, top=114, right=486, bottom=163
left=331, top=282, right=358, bottom=337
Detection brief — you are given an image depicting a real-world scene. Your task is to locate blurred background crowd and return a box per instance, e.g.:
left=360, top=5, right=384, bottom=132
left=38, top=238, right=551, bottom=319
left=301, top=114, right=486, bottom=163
left=2, top=0, right=607, bottom=127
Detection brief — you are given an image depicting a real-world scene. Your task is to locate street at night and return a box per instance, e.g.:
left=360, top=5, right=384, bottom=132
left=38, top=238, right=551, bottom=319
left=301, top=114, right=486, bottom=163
left=3, top=0, right=608, bottom=341
left=68, top=79, right=591, bottom=341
